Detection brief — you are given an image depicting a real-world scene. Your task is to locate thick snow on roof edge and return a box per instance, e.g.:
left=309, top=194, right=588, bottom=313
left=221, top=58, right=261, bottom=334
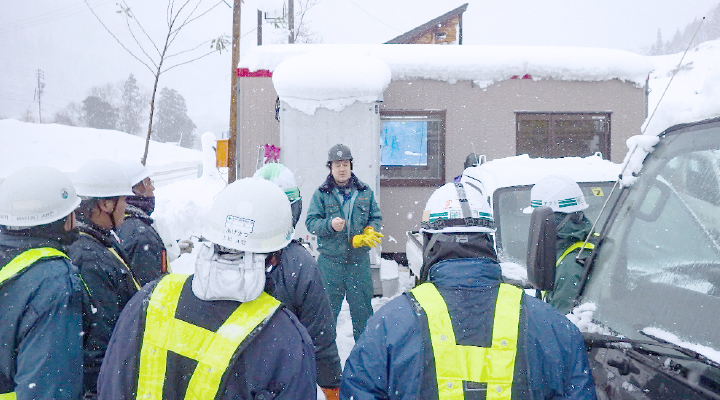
left=272, top=51, right=391, bottom=115
left=240, top=44, right=653, bottom=88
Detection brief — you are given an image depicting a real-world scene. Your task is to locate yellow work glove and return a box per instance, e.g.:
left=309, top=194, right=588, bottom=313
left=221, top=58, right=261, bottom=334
left=321, top=387, right=339, bottom=400
left=352, top=226, right=384, bottom=248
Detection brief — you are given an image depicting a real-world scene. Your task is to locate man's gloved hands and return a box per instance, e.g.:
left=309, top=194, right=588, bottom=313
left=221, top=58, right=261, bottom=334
left=320, top=387, right=339, bottom=400
left=351, top=226, right=384, bottom=248
left=178, top=239, right=194, bottom=254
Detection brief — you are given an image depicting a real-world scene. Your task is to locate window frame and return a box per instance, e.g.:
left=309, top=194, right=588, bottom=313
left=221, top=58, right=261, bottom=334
left=515, top=112, right=611, bottom=159
left=380, top=109, right=446, bottom=187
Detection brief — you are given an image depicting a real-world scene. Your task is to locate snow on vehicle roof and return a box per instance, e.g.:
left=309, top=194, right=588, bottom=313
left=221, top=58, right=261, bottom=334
left=240, top=44, right=652, bottom=88
left=462, top=154, right=620, bottom=197
left=621, top=39, right=720, bottom=185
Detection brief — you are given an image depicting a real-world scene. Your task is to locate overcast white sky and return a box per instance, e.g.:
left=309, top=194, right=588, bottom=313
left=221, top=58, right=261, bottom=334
left=1, top=0, right=718, bottom=137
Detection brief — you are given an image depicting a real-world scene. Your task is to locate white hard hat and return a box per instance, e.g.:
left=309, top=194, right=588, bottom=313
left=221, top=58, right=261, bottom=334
left=253, top=163, right=300, bottom=203
left=421, top=181, right=495, bottom=234
left=523, top=175, right=589, bottom=214
left=0, top=166, right=81, bottom=227
left=203, top=178, right=294, bottom=253
left=73, top=159, right=135, bottom=198
left=118, top=159, right=150, bottom=187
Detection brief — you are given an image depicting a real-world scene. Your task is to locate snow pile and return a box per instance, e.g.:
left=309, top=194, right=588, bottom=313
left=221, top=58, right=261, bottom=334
left=643, top=327, right=720, bottom=364
left=273, top=51, right=391, bottom=115
left=566, top=303, right=615, bottom=336
left=622, top=39, right=720, bottom=183
left=618, top=135, right=661, bottom=186
left=240, top=44, right=652, bottom=88
left=0, top=119, right=202, bottom=180
left=643, top=39, right=720, bottom=137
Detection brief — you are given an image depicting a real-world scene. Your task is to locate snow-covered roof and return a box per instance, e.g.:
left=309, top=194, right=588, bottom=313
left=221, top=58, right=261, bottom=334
left=272, top=51, right=391, bottom=115
left=462, top=154, right=621, bottom=198
left=239, top=44, right=653, bottom=88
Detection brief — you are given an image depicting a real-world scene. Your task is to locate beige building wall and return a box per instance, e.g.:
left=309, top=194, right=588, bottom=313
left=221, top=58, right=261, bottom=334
left=378, top=78, right=646, bottom=252
left=239, top=76, right=646, bottom=253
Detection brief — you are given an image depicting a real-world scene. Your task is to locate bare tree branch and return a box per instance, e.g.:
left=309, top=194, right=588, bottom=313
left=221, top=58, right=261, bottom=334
left=120, top=5, right=159, bottom=69
left=161, top=49, right=217, bottom=73
left=171, top=1, right=224, bottom=35
left=119, top=1, right=161, bottom=57
left=82, top=0, right=154, bottom=73
left=166, top=39, right=211, bottom=59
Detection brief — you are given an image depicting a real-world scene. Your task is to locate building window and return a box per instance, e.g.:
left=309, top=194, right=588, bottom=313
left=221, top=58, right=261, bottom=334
left=380, top=110, right=445, bottom=186
left=516, top=112, right=611, bottom=159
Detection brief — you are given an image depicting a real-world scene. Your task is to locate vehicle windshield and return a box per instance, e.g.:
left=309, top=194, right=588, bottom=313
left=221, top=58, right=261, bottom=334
left=583, top=123, right=720, bottom=353
left=495, top=182, right=618, bottom=265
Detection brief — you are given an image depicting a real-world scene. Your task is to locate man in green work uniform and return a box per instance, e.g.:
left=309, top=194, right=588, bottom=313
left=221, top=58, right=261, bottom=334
left=523, top=175, right=594, bottom=314
left=306, top=144, right=383, bottom=340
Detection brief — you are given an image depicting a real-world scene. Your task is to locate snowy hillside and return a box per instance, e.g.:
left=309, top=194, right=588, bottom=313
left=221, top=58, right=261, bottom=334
left=0, top=119, right=202, bottom=181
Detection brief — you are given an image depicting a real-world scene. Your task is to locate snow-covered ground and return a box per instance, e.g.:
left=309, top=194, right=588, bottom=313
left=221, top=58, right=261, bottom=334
left=4, top=38, right=720, bottom=390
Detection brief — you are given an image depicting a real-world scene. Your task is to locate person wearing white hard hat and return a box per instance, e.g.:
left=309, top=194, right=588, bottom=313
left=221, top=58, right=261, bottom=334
left=98, top=178, right=317, bottom=399
left=523, top=175, right=594, bottom=314
left=116, top=159, right=183, bottom=286
left=254, top=163, right=342, bottom=399
left=67, top=158, right=141, bottom=399
left=0, top=166, right=85, bottom=400
left=341, top=179, right=596, bottom=400
left=305, top=144, right=383, bottom=341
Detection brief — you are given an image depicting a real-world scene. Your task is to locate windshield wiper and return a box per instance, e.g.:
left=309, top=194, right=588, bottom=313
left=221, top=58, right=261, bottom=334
left=584, top=332, right=720, bottom=370
left=639, top=330, right=720, bottom=369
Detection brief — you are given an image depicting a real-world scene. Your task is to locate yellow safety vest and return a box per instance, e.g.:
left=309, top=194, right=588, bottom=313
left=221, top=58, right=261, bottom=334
left=556, top=241, right=595, bottom=267
left=540, top=241, right=596, bottom=301
left=410, top=282, right=523, bottom=400
left=136, top=274, right=281, bottom=400
left=79, top=232, right=142, bottom=291
left=0, top=247, right=70, bottom=400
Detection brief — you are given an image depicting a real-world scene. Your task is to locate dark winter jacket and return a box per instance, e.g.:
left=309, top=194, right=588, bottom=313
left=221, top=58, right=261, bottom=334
left=97, top=275, right=317, bottom=399
left=340, top=257, right=597, bottom=400
left=547, top=213, right=593, bottom=314
left=116, top=203, right=167, bottom=286
left=305, top=173, right=382, bottom=261
left=0, top=232, right=85, bottom=400
left=265, top=240, right=342, bottom=388
left=68, top=222, right=140, bottom=396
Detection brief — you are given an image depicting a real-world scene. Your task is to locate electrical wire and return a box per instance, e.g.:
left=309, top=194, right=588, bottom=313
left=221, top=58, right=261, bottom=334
left=0, top=0, right=115, bottom=35
left=340, top=0, right=400, bottom=33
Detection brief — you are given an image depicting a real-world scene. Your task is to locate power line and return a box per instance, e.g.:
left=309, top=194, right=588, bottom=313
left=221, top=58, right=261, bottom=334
left=341, top=0, right=401, bottom=33
left=0, top=0, right=114, bottom=35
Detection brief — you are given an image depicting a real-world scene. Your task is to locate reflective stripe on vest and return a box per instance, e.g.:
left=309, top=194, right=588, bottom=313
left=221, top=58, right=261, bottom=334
left=78, top=232, right=143, bottom=291
left=136, top=274, right=281, bottom=400
left=410, top=282, right=523, bottom=400
left=0, top=247, right=68, bottom=287
left=0, top=247, right=68, bottom=399
left=556, top=241, right=595, bottom=267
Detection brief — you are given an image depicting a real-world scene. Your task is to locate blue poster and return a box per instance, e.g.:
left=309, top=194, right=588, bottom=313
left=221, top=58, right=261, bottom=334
left=381, top=120, right=428, bottom=166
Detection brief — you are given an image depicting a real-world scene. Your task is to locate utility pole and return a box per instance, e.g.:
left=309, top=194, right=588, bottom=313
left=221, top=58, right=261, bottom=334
left=287, top=0, right=294, bottom=44
left=228, top=0, right=241, bottom=183
left=257, top=10, right=262, bottom=45
left=35, top=69, right=45, bottom=123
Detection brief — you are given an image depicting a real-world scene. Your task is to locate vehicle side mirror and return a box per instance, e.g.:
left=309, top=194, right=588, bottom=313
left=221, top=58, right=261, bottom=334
left=527, top=206, right=556, bottom=292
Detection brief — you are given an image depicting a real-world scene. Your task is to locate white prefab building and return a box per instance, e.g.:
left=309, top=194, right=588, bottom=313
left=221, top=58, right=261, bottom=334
left=236, top=44, right=653, bottom=256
